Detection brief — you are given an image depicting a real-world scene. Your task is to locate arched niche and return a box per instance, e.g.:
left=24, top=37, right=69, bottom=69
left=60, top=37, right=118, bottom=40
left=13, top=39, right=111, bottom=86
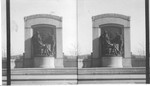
left=24, top=14, right=63, bottom=68
left=99, top=24, right=124, bottom=57
left=31, top=24, right=57, bottom=57
left=92, top=13, right=131, bottom=67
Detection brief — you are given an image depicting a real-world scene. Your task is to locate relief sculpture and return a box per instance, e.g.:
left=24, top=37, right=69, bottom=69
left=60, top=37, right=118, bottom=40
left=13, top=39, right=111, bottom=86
left=100, top=30, right=123, bottom=56
left=32, top=31, right=55, bottom=57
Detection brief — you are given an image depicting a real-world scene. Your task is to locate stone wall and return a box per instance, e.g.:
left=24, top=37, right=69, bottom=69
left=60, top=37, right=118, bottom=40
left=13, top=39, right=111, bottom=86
left=2, top=55, right=146, bottom=69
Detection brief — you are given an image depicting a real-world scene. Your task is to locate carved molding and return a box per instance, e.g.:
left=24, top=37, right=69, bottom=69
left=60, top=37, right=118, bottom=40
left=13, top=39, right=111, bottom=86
left=24, top=14, right=62, bottom=22
left=92, top=13, right=130, bottom=21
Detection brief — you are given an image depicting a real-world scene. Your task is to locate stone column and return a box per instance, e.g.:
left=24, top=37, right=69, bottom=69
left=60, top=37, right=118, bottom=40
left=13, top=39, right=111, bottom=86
left=55, top=27, right=63, bottom=68
left=123, top=27, right=132, bottom=67
left=92, top=26, right=102, bottom=67
left=24, top=27, right=34, bottom=67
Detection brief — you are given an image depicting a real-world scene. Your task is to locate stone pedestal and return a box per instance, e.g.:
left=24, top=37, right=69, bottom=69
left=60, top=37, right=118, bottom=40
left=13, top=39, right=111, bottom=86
left=102, top=56, right=123, bottom=68
left=34, top=57, right=55, bottom=68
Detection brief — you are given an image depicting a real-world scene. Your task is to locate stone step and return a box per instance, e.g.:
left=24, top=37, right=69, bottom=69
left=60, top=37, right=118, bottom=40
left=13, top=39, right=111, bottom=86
left=2, top=75, right=146, bottom=84
left=3, top=80, right=145, bottom=85
left=2, top=75, right=77, bottom=85
left=3, top=67, right=146, bottom=75
left=78, top=75, right=145, bottom=79
left=78, top=68, right=146, bottom=84
left=78, top=67, right=146, bottom=74
left=3, top=80, right=77, bottom=85
left=78, top=80, right=145, bottom=84
left=2, top=67, right=148, bottom=84
left=3, top=75, right=77, bottom=80
left=3, top=68, right=77, bottom=75
left=3, top=74, right=144, bottom=80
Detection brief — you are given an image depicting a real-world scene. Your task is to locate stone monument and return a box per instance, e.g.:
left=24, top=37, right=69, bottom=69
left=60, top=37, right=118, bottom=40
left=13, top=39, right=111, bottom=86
left=24, top=14, right=63, bottom=68
left=92, top=13, right=131, bottom=67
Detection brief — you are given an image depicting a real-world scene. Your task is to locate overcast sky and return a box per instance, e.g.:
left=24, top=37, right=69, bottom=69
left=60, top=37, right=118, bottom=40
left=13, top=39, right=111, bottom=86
left=1, top=0, right=146, bottom=56
left=2, top=0, right=77, bottom=56
left=78, top=0, right=145, bottom=55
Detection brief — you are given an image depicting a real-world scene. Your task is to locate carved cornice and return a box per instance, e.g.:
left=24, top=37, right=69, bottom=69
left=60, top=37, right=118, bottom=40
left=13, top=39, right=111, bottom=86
left=24, top=14, right=62, bottom=22
left=92, top=13, right=130, bottom=21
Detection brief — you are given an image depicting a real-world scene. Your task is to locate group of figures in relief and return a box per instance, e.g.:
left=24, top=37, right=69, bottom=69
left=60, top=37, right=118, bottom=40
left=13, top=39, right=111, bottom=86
left=31, top=30, right=123, bottom=57
left=100, top=30, right=123, bottom=56
left=32, top=31, right=55, bottom=57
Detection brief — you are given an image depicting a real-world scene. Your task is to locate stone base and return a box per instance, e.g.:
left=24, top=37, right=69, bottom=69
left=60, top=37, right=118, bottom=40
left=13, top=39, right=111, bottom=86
left=91, top=58, right=102, bottom=67
left=55, top=58, right=64, bottom=68
left=34, top=57, right=55, bottom=68
left=78, top=59, right=92, bottom=68
left=23, top=58, right=34, bottom=68
left=63, top=58, right=77, bottom=67
left=123, top=58, right=132, bottom=67
left=2, top=58, right=24, bottom=69
left=23, top=57, right=64, bottom=68
left=102, top=56, right=123, bottom=68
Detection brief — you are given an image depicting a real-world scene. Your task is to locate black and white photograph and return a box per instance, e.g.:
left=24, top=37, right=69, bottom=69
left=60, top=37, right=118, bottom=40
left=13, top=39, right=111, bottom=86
left=1, top=0, right=150, bottom=85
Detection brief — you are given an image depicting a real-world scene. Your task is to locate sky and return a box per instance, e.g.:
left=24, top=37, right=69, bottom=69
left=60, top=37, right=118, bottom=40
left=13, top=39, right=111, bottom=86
left=2, top=0, right=77, bottom=56
left=78, top=0, right=146, bottom=55
left=1, top=0, right=146, bottom=56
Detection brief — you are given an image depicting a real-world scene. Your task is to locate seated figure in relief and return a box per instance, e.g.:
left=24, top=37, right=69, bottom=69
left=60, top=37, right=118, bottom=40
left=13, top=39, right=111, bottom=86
left=100, top=30, right=120, bottom=56
left=32, top=31, right=55, bottom=57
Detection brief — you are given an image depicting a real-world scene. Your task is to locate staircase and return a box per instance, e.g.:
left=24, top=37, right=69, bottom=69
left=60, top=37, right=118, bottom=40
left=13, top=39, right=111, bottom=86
left=78, top=68, right=146, bottom=84
left=2, top=67, right=146, bottom=85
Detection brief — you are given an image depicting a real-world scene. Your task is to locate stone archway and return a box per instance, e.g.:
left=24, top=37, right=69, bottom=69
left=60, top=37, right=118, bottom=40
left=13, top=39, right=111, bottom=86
left=92, top=13, right=131, bottom=67
left=24, top=14, right=63, bottom=68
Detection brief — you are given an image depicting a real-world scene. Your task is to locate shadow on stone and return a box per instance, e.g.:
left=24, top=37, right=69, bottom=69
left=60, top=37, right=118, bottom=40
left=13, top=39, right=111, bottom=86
left=82, top=55, right=92, bottom=68
left=131, top=55, right=145, bottom=67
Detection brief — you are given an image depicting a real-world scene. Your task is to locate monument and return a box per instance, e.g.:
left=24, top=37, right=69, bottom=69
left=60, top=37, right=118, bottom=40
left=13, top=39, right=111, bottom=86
left=92, top=13, right=131, bottom=67
left=24, top=14, right=63, bottom=68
